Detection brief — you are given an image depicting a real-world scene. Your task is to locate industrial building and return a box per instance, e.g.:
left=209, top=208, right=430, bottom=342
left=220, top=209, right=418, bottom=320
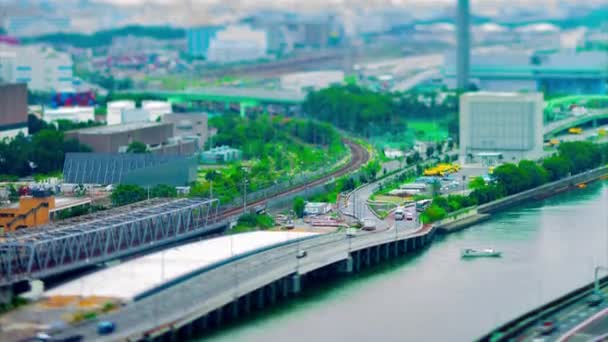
left=0, top=45, right=73, bottom=92
left=0, top=83, right=28, bottom=139
left=63, top=153, right=197, bottom=186
left=444, top=50, right=608, bottom=94
left=43, top=106, right=95, bottom=123
left=459, top=92, right=544, bottom=164
left=162, top=112, right=208, bottom=147
left=64, top=121, right=196, bottom=155
left=142, top=100, right=172, bottom=121
left=106, top=100, right=135, bottom=125
left=280, top=71, right=344, bottom=93
left=0, top=190, right=55, bottom=233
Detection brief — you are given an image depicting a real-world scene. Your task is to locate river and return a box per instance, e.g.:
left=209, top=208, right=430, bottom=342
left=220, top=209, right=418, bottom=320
left=203, top=180, right=608, bottom=342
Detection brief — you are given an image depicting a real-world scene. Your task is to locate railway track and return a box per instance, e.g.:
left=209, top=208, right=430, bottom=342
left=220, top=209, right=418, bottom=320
left=220, top=138, right=369, bottom=218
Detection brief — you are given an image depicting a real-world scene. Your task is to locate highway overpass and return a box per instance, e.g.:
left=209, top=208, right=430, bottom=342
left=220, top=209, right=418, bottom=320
left=119, top=87, right=306, bottom=116
left=543, top=110, right=608, bottom=138
left=50, top=222, right=436, bottom=341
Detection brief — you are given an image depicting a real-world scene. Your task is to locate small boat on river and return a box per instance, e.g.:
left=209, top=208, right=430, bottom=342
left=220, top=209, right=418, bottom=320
left=461, top=248, right=502, bottom=258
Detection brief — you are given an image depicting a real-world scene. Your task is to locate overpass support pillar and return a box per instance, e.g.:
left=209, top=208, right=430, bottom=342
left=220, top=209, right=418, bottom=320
left=365, top=248, right=371, bottom=266
left=375, top=246, right=381, bottom=263
left=213, top=307, right=223, bottom=327
left=402, top=239, right=408, bottom=253
left=243, top=293, right=251, bottom=315
left=281, top=277, right=289, bottom=298
left=290, top=274, right=302, bottom=294
left=338, top=256, right=354, bottom=274
left=231, top=300, right=239, bottom=319
left=256, top=288, right=265, bottom=309
left=383, top=243, right=390, bottom=260
left=268, top=282, right=277, bottom=305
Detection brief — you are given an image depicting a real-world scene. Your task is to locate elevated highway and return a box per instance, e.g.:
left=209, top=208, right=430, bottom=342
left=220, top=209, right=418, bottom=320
left=543, top=110, right=608, bottom=138
left=53, top=222, right=436, bottom=341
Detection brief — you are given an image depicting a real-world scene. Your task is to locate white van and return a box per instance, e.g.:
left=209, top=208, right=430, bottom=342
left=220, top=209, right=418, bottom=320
left=394, top=208, right=405, bottom=221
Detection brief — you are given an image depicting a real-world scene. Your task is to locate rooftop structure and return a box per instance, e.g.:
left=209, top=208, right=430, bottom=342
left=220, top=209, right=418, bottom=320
left=106, top=100, right=135, bottom=126
left=162, top=112, right=208, bottom=147
left=44, top=231, right=317, bottom=301
left=459, top=91, right=544, bottom=163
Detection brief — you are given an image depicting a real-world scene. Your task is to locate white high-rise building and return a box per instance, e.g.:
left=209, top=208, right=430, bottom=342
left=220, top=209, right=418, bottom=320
left=0, top=45, right=73, bottom=92
left=459, top=92, right=544, bottom=164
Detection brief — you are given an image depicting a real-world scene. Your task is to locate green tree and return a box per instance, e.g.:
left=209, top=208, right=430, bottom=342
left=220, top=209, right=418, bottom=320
left=468, top=176, right=486, bottom=190
left=542, top=156, right=571, bottom=181
left=111, top=184, right=147, bottom=206
left=493, top=163, right=526, bottom=195
left=422, top=204, right=447, bottom=223
left=151, top=184, right=177, bottom=198
left=293, top=196, right=306, bottom=218
left=517, top=160, right=548, bottom=188
left=127, top=141, right=148, bottom=153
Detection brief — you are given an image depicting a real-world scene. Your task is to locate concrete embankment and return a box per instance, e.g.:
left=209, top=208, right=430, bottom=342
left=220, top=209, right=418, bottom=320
left=437, top=165, right=608, bottom=234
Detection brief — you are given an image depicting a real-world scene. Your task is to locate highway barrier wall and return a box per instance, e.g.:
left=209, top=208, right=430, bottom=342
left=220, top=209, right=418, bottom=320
left=477, top=275, right=608, bottom=342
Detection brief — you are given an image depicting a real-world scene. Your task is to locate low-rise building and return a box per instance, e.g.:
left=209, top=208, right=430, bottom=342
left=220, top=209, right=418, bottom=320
left=201, top=145, right=242, bottom=163
left=162, top=112, right=208, bottom=147
left=0, top=190, right=55, bottom=233
left=304, top=202, right=332, bottom=216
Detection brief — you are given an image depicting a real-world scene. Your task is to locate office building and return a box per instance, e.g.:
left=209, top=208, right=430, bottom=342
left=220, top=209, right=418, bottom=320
left=0, top=45, right=73, bottom=92
left=459, top=92, right=544, bottom=163
left=43, top=106, right=95, bottom=123
left=187, top=26, right=222, bottom=58
left=0, top=83, right=28, bottom=139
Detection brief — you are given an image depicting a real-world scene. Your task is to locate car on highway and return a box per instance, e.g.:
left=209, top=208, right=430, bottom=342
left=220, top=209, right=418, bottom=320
left=362, top=217, right=376, bottom=231
left=97, top=321, right=116, bottom=335
left=394, top=208, right=405, bottom=221
left=296, top=250, right=308, bottom=259
left=587, top=292, right=604, bottom=307
left=406, top=212, right=414, bottom=221
left=538, top=320, right=558, bottom=335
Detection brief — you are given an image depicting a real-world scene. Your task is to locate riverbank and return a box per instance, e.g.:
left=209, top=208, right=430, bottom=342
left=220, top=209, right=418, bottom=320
left=437, top=165, right=608, bottom=234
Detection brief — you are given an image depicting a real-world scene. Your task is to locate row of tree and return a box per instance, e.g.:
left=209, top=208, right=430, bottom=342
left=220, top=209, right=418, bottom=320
left=303, top=85, right=459, bottom=138
left=0, top=127, right=91, bottom=178
left=423, top=141, right=608, bottom=223
left=110, top=184, right=178, bottom=206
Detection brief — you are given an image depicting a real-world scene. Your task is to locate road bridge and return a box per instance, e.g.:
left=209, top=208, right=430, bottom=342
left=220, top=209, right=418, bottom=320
left=543, top=110, right=608, bottom=138
left=51, top=222, right=436, bottom=341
